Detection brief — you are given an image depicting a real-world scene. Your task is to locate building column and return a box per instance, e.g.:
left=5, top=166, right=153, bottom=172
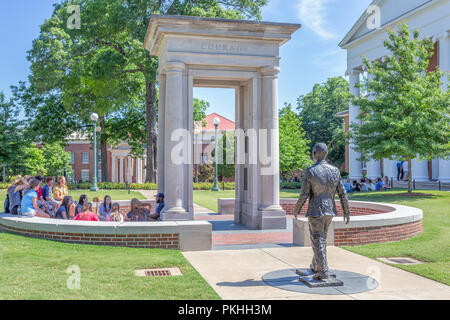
left=436, top=31, right=450, bottom=182
left=366, top=160, right=381, bottom=179
left=136, top=158, right=142, bottom=184
left=348, top=69, right=363, bottom=180
left=162, top=62, right=188, bottom=220
left=111, top=155, right=117, bottom=182
left=119, top=156, right=124, bottom=183
left=157, top=74, right=166, bottom=193
left=412, top=158, right=430, bottom=182
left=258, top=66, right=286, bottom=230
left=127, top=156, right=132, bottom=183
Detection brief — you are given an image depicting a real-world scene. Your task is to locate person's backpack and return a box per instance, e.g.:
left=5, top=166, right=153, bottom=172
left=4, top=194, right=10, bottom=213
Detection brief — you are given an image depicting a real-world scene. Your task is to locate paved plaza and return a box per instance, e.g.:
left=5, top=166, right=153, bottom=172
left=183, top=246, right=450, bottom=300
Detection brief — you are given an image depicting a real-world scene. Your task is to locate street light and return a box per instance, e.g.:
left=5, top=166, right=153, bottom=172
left=96, top=126, right=102, bottom=183
left=90, top=113, right=99, bottom=192
left=211, top=117, right=220, bottom=192
left=194, top=128, right=201, bottom=184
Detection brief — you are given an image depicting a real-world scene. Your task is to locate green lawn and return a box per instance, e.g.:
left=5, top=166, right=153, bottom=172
left=194, top=189, right=450, bottom=285
left=0, top=231, right=220, bottom=300
left=344, top=189, right=450, bottom=285
left=0, top=189, right=145, bottom=208
left=193, top=189, right=300, bottom=213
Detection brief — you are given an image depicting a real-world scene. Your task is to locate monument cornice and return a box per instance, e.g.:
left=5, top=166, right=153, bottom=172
left=144, top=15, right=301, bottom=56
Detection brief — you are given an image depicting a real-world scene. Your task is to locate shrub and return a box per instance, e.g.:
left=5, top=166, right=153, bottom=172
left=280, top=182, right=302, bottom=190
left=0, top=183, right=9, bottom=189
left=340, top=170, right=349, bottom=179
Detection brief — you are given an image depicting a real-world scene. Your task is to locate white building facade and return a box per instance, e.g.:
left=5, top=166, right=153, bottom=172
left=339, top=0, right=450, bottom=182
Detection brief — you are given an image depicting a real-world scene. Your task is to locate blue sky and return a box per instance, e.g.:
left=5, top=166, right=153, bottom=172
left=0, top=0, right=372, bottom=121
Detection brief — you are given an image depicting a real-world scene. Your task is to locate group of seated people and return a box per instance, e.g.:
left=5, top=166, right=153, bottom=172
left=4, top=175, right=165, bottom=222
left=343, top=176, right=392, bottom=193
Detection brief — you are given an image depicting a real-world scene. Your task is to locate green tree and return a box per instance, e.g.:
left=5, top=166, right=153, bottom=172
left=297, top=77, right=350, bottom=168
left=41, top=142, right=73, bottom=177
left=193, top=98, right=210, bottom=127
left=351, top=24, right=450, bottom=193
left=13, top=142, right=46, bottom=177
left=25, top=0, right=267, bottom=184
left=279, top=104, right=313, bottom=180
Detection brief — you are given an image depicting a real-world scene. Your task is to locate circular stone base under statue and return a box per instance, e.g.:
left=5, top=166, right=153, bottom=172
left=262, top=269, right=378, bottom=295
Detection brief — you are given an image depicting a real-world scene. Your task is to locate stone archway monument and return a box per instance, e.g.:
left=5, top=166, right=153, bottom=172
left=144, top=15, right=300, bottom=230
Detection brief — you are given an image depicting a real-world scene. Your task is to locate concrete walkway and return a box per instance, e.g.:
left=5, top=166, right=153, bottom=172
left=183, top=246, right=450, bottom=300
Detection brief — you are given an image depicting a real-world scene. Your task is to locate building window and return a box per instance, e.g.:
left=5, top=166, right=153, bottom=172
left=82, top=152, right=89, bottom=164
left=98, top=170, right=102, bottom=182
left=201, top=153, right=209, bottom=165
left=81, top=170, right=90, bottom=182
left=69, top=152, right=75, bottom=165
left=98, top=153, right=102, bottom=164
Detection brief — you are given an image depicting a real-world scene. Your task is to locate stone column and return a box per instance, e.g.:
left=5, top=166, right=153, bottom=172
left=111, top=155, right=117, bottom=182
left=162, top=62, right=188, bottom=219
left=119, top=157, right=124, bottom=183
left=412, top=158, right=429, bottom=182
left=366, top=160, right=381, bottom=179
left=136, top=158, right=141, bottom=184
left=127, top=156, right=133, bottom=183
left=348, top=69, right=363, bottom=180
left=157, top=74, right=166, bottom=193
left=436, top=31, right=450, bottom=182
left=258, top=66, right=286, bottom=230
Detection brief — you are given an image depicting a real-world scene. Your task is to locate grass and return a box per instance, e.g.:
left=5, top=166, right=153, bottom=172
left=193, top=189, right=301, bottom=213
left=0, top=189, right=146, bottom=208
left=0, top=231, right=220, bottom=300
left=343, top=189, right=450, bottom=285
left=193, top=189, right=450, bottom=285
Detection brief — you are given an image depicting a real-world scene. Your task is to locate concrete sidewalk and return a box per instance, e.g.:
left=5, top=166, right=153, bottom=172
left=183, top=246, right=450, bottom=300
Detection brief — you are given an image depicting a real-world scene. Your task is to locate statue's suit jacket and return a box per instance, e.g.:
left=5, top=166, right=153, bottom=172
left=294, top=160, right=350, bottom=218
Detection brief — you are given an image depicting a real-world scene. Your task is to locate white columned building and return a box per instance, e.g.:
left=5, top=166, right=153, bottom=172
left=339, top=0, right=449, bottom=183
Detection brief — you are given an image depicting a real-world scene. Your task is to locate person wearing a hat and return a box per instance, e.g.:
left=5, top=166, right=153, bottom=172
left=148, top=193, right=165, bottom=221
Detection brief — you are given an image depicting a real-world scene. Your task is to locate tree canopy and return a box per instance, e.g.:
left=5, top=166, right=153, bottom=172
left=296, top=77, right=350, bottom=168
left=351, top=24, right=450, bottom=193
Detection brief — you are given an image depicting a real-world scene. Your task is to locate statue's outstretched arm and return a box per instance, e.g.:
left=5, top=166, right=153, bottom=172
left=294, top=172, right=311, bottom=219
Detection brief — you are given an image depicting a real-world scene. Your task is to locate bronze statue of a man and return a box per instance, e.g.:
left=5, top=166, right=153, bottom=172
left=294, top=143, right=350, bottom=281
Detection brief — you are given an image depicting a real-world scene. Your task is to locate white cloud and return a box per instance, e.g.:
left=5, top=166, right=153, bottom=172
left=298, top=0, right=337, bottom=40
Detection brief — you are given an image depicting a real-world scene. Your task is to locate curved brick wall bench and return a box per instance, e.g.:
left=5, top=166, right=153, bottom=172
left=0, top=214, right=211, bottom=252
left=293, top=201, right=423, bottom=246
left=218, top=198, right=423, bottom=246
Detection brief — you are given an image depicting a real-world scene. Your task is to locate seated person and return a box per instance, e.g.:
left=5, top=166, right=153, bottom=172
left=42, top=176, right=59, bottom=213
left=383, top=176, right=392, bottom=190
left=352, top=180, right=361, bottom=192
left=148, top=193, right=165, bottom=221
left=53, top=176, right=69, bottom=203
left=75, top=195, right=88, bottom=217
left=375, top=178, right=384, bottom=191
left=99, top=195, right=112, bottom=220
left=21, top=179, right=51, bottom=218
left=127, top=198, right=151, bottom=222
left=361, top=178, right=369, bottom=192
left=73, top=202, right=100, bottom=221
left=35, top=175, right=52, bottom=216
left=367, top=179, right=376, bottom=191
left=7, top=177, right=28, bottom=215
left=55, top=196, right=75, bottom=219
left=343, top=179, right=353, bottom=193
left=106, top=203, right=125, bottom=222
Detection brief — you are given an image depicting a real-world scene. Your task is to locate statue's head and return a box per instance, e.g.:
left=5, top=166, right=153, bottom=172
left=312, top=143, right=328, bottom=162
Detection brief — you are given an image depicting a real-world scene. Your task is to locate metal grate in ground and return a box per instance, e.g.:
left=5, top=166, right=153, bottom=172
left=134, top=267, right=182, bottom=277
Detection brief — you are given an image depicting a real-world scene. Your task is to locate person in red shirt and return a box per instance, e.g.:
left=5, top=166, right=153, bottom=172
left=73, top=202, right=100, bottom=221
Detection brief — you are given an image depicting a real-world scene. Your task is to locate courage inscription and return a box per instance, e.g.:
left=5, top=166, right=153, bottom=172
left=200, top=43, right=247, bottom=53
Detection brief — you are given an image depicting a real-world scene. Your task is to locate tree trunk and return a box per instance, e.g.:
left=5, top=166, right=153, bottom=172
left=145, top=80, right=157, bottom=183
left=407, top=156, right=412, bottom=194
left=99, top=117, right=109, bottom=182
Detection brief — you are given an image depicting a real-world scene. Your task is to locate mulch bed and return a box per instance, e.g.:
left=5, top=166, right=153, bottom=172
left=384, top=192, right=434, bottom=197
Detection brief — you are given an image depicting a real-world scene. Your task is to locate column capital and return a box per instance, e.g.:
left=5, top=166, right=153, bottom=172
left=346, top=68, right=362, bottom=76
left=260, top=66, right=280, bottom=77
left=162, top=61, right=185, bottom=74
left=435, top=30, right=450, bottom=41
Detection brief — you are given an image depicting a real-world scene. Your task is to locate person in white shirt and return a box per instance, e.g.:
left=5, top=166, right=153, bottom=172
left=402, top=161, right=409, bottom=180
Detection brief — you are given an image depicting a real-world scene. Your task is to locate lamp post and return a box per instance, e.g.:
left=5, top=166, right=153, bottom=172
left=212, top=117, right=220, bottom=192
left=90, top=113, right=99, bottom=192
left=194, top=128, right=201, bottom=183
left=96, top=126, right=101, bottom=183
